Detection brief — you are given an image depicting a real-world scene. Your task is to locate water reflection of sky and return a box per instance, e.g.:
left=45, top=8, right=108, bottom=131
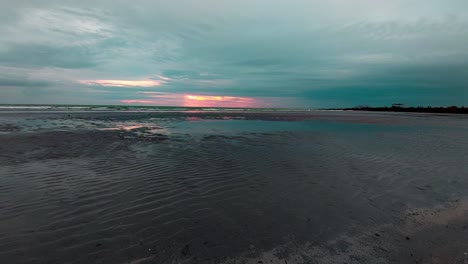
left=1, top=112, right=466, bottom=137
left=167, top=119, right=411, bottom=136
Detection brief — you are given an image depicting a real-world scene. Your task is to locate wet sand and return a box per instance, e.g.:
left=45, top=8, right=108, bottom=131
left=0, top=110, right=467, bottom=264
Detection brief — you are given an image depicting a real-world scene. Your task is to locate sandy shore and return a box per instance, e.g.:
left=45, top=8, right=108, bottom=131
left=0, top=110, right=467, bottom=263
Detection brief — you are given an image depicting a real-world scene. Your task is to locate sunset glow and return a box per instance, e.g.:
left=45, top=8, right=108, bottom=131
left=120, top=94, right=261, bottom=108
left=80, top=79, right=162, bottom=87
left=183, top=94, right=256, bottom=107
left=184, top=95, right=252, bottom=102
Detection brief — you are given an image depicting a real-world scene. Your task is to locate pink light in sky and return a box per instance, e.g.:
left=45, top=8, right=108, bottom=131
left=183, top=94, right=257, bottom=107
left=120, top=93, right=264, bottom=108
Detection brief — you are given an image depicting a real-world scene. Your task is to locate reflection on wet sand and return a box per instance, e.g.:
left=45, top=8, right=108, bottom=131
left=0, top=110, right=467, bottom=264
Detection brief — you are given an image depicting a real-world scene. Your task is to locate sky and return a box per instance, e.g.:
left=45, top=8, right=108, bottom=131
left=0, top=0, right=467, bottom=108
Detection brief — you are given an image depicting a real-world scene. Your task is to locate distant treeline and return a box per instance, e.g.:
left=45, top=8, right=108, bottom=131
left=335, top=104, right=467, bottom=114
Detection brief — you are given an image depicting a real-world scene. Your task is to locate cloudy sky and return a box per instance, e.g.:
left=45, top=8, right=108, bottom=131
left=0, top=0, right=467, bottom=108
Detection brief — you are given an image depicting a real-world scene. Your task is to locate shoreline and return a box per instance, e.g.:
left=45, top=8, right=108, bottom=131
left=326, top=107, right=468, bottom=115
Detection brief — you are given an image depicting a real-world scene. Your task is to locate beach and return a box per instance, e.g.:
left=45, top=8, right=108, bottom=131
left=0, top=110, right=467, bottom=264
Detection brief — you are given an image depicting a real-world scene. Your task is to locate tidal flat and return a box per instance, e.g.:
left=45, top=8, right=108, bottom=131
left=0, top=110, right=467, bottom=264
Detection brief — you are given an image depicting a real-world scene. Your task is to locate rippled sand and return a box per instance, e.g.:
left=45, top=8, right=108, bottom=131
left=0, top=110, right=467, bottom=264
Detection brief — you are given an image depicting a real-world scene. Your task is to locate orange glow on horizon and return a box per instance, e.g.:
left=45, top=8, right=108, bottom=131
left=120, top=93, right=262, bottom=108
left=184, top=95, right=253, bottom=102
left=183, top=94, right=256, bottom=107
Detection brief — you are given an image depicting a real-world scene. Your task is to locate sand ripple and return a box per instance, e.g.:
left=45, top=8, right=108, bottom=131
left=0, top=111, right=467, bottom=263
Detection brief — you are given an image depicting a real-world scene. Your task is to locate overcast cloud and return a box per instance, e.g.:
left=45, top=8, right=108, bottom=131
left=0, top=0, right=467, bottom=107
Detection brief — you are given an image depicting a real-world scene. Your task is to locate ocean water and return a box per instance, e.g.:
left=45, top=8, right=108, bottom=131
left=0, top=110, right=467, bottom=263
